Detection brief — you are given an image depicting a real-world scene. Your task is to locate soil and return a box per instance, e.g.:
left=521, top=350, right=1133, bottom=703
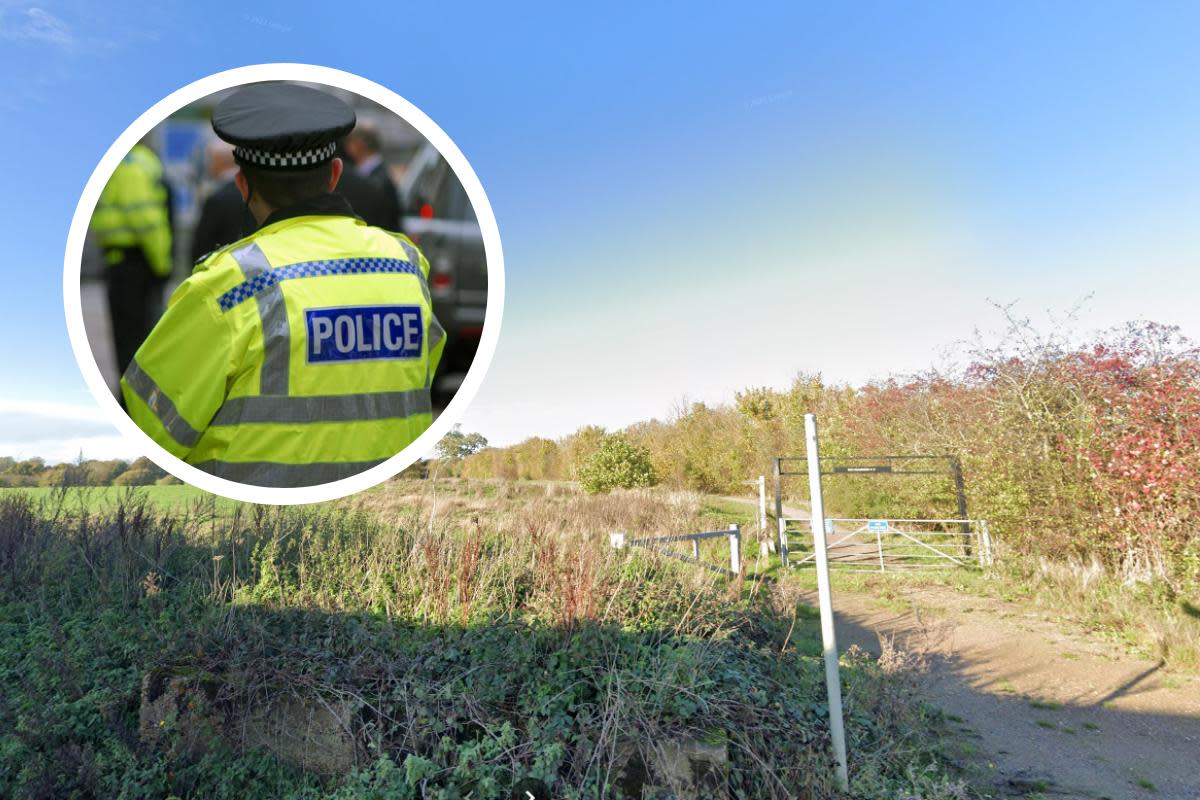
left=816, top=582, right=1200, bottom=799
left=724, top=496, right=1200, bottom=799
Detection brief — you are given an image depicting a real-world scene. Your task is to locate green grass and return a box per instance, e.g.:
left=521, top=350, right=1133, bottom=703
left=0, top=484, right=234, bottom=512
left=1029, top=699, right=1062, bottom=710
left=0, top=484, right=972, bottom=800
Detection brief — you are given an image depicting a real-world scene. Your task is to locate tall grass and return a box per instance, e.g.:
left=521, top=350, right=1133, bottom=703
left=460, top=319, right=1200, bottom=590
left=0, top=484, right=968, bottom=799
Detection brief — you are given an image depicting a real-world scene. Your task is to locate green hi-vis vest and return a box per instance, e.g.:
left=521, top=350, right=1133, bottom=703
left=90, top=144, right=173, bottom=277
left=120, top=212, right=446, bottom=488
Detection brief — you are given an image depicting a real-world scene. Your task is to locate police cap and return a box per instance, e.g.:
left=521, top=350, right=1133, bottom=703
left=212, top=83, right=356, bottom=171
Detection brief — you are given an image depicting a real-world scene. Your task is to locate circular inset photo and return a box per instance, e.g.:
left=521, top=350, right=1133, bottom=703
left=64, top=65, right=503, bottom=503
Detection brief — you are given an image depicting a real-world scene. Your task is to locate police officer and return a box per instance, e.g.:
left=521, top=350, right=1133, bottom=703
left=90, top=137, right=173, bottom=376
left=121, top=84, right=445, bottom=488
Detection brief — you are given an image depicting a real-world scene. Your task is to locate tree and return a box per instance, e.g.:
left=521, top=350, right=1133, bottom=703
left=85, top=459, right=130, bottom=486
left=576, top=434, right=657, bottom=494
left=113, top=457, right=166, bottom=486
left=436, top=426, right=489, bottom=462
left=13, top=458, right=45, bottom=477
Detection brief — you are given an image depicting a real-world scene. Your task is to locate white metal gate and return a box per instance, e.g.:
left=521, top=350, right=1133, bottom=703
left=780, top=517, right=992, bottom=571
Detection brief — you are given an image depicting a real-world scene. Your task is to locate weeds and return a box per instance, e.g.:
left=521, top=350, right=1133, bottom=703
left=0, top=484, right=968, bottom=799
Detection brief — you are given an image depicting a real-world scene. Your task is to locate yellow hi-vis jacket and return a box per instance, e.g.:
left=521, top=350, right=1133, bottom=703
left=90, top=143, right=173, bottom=277
left=120, top=206, right=445, bottom=487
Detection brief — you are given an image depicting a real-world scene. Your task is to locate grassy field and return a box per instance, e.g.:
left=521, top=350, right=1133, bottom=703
left=0, top=484, right=236, bottom=513
left=0, top=478, right=971, bottom=800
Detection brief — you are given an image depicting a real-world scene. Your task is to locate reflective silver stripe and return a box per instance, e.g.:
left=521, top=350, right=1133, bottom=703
left=95, top=201, right=165, bottom=213
left=193, top=458, right=387, bottom=488
left=209, top=390, right=432, bottom=427
left=427, top=316, right=445, bottom=389
left=396, top=239, right=432, bottom=307
left=229, top=243, right=291, bottom=396
left=429, top=316, right=446, bottom=353
left=96, top=223, right=163, bottom=238
left=123, top=359, right=202, bottom=448
left=387, top=237, right=436, bottom=390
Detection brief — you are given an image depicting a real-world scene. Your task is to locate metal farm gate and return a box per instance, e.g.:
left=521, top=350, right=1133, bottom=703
left=773, top=454, right=992, bottom=571
left=779, top=516, right=993, bottom=571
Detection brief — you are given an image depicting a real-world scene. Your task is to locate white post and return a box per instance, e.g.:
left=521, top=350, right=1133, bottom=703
left=728, top=523, right=741, bottom=575
left=876, top=526, right=886, bottom=573
left=692, top=538, right=700, bottom=560
left=805, top=413, right=849, bottom=790
left=757, top=475, right=768, bottom=536
left=609, top=532, right=626, bottom=550
left=979, top=520, right=993, bottom=567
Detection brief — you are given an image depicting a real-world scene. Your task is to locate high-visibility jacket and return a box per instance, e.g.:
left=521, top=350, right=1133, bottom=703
left=120, top=198, right=445, bottom=487
left=91, top=144, right=173, bottom=277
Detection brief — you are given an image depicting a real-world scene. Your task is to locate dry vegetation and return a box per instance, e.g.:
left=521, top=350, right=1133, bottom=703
left=0, top=481, right=971, bottom=799
left=459, top=317, right=1200, bottom=671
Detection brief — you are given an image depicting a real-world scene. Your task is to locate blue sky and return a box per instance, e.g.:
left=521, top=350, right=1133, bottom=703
left=1, top=1, right=1199, bottom=460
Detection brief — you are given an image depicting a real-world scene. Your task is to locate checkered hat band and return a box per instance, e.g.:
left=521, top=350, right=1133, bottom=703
left=233, top=141, right=337, bottom=168
left=218, top=257, right=421, bottom=312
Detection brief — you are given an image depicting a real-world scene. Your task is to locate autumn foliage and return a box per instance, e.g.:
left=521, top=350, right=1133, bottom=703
left=463, top=318, right=1200, bottom=584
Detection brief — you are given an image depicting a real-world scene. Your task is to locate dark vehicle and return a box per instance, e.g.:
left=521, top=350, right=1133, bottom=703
left=399, top=147, right=487, bottom=404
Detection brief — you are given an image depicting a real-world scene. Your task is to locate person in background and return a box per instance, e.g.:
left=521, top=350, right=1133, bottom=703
left=190, top=138, right=255, bottom=265
left=332, top=141, right=394, bottom=230
left=193, top=138, right=389, bottom=261
left=344, top=123, right=400, bottom=230
left=90, top=137, right=174, bottom=376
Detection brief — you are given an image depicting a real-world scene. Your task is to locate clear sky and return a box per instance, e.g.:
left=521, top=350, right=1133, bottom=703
left=1, top=1, right=1198, bottom=461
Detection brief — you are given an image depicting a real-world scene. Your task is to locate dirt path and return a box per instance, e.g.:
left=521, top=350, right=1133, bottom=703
left=817, top=583, right=1200, bottom=799
left=722, top=496, right=1200, bottom=799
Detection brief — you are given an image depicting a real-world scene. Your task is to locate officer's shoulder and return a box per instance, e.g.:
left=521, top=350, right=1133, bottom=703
left=192, top=232, right=258, bottom=274
left=364, top=225, right=422, bottom=257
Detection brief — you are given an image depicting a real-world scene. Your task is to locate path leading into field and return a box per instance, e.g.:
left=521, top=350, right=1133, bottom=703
left=724, top=497, right=1200, bottom=799
left=817, top=583, right=1200, bottom=800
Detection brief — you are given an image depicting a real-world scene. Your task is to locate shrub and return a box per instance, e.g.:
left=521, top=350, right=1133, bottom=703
left=576, top=434, right=657, bottom=494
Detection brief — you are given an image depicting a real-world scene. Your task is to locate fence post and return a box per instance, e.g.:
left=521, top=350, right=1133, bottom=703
left=758, top=475, right=768, bottom=537
left=875, top=525, right=885, bottom=572
left=805, top=414, right=849, bottom=791
left=979, top=520, right=993, bottom=566
left=728, top=523, right=741, bottom=575
left=692, top=538, right=700, bottom=560
left=609, top=532, right=626, bottom=550
left=951, top=457, right=972, bottom=556
left=774, top=458, right=788, bottom=565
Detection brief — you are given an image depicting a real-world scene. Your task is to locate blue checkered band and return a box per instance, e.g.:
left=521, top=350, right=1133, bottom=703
left=218, top=257, right=420, bottom=311
left=234, top=141, right=337, bottom=168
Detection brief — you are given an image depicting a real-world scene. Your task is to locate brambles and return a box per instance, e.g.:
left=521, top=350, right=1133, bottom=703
left=461, top=314, right=1200, bottom=587
left=0, top=485, right=966, bottom=799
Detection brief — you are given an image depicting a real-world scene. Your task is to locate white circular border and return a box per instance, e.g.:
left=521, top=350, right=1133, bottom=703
left=63, top=64, right=505, bottom=505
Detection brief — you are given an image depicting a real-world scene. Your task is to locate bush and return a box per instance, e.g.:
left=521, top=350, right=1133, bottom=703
left=0, top=488, right=963, bottom=799
left=576, top=434, right=657, bottom=494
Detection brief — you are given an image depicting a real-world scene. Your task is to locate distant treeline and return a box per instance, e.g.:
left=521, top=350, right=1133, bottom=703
left=463, top=317, right=1200, bottom=584
left=0, top=456, right=179, bottom=488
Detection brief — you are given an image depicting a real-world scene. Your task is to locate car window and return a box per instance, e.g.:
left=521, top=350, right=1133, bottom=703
left=433, top=168, right=477, bottom=222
